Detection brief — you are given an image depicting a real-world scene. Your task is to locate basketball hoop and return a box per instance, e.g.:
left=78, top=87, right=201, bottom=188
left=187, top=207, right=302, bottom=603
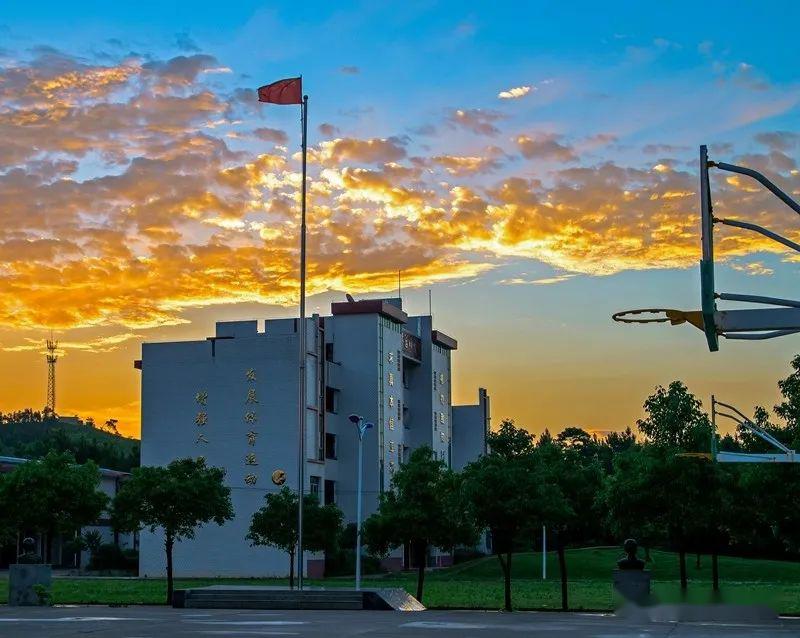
left=613, top=145, right=800, bottom=352
left=612, top=309, right=704, bottom=329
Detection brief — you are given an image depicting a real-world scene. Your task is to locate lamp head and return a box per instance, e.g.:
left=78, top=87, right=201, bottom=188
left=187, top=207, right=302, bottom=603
left=365, top=422, right=374, bottom=429
left=348, top=413, right=362, bottom=424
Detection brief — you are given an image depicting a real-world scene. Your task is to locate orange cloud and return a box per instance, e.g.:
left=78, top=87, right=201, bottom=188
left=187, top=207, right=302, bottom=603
left=0, top=48, right=797, bottom=335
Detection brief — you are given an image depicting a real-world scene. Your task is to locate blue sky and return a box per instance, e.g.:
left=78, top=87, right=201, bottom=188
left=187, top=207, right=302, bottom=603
left=0, top=1, right=799, bottom=435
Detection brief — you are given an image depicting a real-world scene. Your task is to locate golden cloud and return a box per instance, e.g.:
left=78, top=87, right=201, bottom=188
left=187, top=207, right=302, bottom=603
left=498, top=86, right=532, bottom=99
left=0, top=48, right=797, bottom=332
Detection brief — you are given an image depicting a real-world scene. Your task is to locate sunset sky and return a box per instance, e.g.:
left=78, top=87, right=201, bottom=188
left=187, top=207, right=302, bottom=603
left=2, top=2, right=800, bottom=439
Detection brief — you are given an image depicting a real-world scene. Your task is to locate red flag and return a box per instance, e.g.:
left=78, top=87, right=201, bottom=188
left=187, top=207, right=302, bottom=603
left=257, top=77, right=302, bottom=105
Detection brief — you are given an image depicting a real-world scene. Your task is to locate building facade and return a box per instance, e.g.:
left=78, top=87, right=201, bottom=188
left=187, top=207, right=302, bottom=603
left=137, top=297, right=489, bottom=577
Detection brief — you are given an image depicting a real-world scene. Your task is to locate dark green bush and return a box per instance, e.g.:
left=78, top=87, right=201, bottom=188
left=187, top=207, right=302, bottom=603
left=324, top=548, right=384, bottom=577
left=88, top=543, right=137, bottom=571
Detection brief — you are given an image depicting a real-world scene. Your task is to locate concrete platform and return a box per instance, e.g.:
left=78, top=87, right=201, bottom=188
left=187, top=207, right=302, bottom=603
left=172, top=585, right=425, bottom=611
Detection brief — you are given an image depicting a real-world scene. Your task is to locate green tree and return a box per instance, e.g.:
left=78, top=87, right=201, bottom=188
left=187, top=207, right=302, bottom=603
left=602, top=445, right=665, bottom=562
left=735, top=356, right=800, bottom=562
left=637, top=381, right=712, bottom=451
left=463, top=420, right=569, bottom=611
left=543, top=439, right=602, bottom=610
left=0, top=451, right=108, bottom=561
left=112, top=457, right=233, bottom=604
left=247, top=487, right=343, bottom=589
left=363, top=446, right=476, bottom=602
left=634, top=382, right=715, bottom=590
left=775, top=355, right=800, bottom=440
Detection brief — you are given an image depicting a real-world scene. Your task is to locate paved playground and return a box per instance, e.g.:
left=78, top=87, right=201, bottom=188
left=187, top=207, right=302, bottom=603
left=0, top=606, right=798, bottom=637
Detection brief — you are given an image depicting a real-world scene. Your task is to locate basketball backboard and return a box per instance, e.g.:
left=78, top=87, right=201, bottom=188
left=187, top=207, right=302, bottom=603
left=699, top=145, right=718, bottom=351
left=613, top=144, right=800, bottom=350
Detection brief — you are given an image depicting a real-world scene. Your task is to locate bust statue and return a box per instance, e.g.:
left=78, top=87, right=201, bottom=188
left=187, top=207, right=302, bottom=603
left=616, top=538, right=645, bottom=570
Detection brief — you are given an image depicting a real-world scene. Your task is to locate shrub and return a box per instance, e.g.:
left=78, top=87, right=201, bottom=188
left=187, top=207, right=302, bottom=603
left=88, top=543, right=137, bottom=571
left=324, top=548, right=384, bottom=577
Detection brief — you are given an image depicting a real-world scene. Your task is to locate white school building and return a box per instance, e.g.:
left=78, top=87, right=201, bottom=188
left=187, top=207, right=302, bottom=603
left=136, top=296, right=490, bottom=577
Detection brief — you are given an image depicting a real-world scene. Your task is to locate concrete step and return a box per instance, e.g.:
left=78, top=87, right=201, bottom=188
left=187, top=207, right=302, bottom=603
left=184, top=599, right=363, bottom=610
left=183, top=589, right=365, bottom=610
left=173, top=586, right=424, bottom=611
left=185, top=593, right=363, bottom=601
left=185, top=597, right=363, bottom=606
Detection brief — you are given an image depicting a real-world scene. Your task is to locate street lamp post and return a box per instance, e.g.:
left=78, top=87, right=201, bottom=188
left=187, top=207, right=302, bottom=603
left=348, top=413, right=373, bottom=591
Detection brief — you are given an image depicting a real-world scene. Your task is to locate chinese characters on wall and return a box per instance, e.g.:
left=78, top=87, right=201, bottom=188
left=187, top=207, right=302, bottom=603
left=194, top=391, right=209, bottom=462
left=244, top=368, right=258, bottom=486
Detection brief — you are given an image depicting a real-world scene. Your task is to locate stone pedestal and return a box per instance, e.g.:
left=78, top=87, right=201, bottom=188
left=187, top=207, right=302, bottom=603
left=612, top=569, right=650, bottom=606
left=8, top=564, right=52, bottom=606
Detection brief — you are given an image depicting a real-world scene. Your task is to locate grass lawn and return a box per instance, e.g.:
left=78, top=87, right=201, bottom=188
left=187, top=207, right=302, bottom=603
left=2, top=548, right=799, bottom=612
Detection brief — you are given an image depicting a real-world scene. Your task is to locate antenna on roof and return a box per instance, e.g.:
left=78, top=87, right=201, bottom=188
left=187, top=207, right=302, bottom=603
left=429, top=289, right=432, bottom=318
left=398, top=270, right=402, bottom=300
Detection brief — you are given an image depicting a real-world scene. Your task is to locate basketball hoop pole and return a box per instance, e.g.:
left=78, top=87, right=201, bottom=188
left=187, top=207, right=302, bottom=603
left=711, top=394, right=718, bottom=462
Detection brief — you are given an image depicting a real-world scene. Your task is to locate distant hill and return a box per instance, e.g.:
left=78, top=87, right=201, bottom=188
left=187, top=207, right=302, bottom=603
left=0, top=411, right=139, bottom=472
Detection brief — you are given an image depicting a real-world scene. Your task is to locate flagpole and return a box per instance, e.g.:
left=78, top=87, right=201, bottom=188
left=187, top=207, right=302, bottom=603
left=296, top=92, right=308, bottom=591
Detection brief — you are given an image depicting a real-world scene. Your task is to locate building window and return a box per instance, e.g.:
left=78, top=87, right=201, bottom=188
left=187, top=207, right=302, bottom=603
left=325, top=433, right=337, bottom=460
left=388, top=396, right=395, bottom=408
left=397, top=351, right=401, bottom=371
left=440, top=412, right=446, bottom=425
left=317, top=414, right=325, bottom=462
left=387, top=351, right=393, bottom=363
left=325, top=342, right=334, bottom=362
left=389, top=417, right=395, bottom=430
left=388, top=372, right=394, bottom=386
left=310, top=475, right=321, bottom=498
left=389, top=441, right=395, bottom=453
left=397, top=401, right=401, bottom=420
left=439, top=372, right=445, bottom=385
left=325, top=387, right=338, bottom=414
left=433, top=412, right=438, bottom=431
left=324, top=479, right=335, bottom=505
left=439, top=451, right=445, bottom=461
left=439, top=393, right=445, bottom=405
left=433, top=372, right=437, bottom=390
left=440, top=431, right=446, bottom=442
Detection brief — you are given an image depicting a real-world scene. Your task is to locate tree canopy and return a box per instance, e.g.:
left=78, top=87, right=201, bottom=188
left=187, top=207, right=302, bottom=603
left=0, top=412, right=139, bottom=471
left=247, top=486, right=343, bottom=588
left=462, top=420, right=572, bottom=611
left=0, top=451, right=108, bottom=544
left=112, top=457, right=233, bottom=603
left=363, top=445, right=477, bottom=601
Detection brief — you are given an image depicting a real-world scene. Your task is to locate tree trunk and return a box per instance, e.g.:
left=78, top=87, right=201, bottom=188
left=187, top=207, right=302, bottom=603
left=416, top=541, right=427, bottom=602
left=45, top=530, right=53, bottom=564
left=289, top=550, right=295, bottom=590
left=557, top=531, right=568, bottom=611
left=678, top=548, right=687, bottom=591
left=165, top=535, right=174, bottom=605
left=711, top=551, right=719, bottom=592
left=496, top=550, right=513, bottom=611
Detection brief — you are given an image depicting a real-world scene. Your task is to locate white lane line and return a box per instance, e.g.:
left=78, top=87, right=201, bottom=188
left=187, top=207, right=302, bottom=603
left=0, top=617, right=150, bottom=622
left=197, top=632, right=300, bottom=636
left=185, top=621, right=307, bottom=626
left=401, top=621, right=490, bottom=629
